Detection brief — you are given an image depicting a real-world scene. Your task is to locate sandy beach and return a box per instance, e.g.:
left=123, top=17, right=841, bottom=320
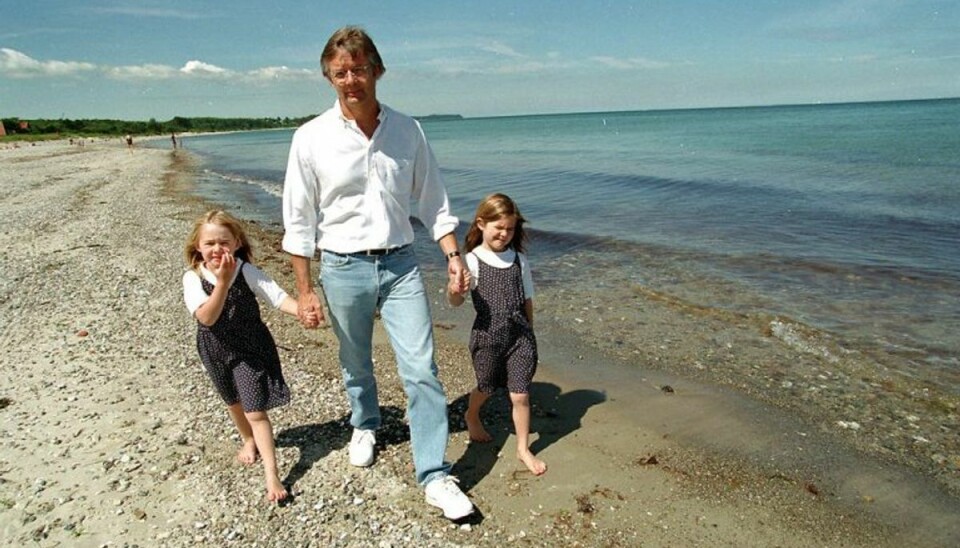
left=1, top=140, right=958, bottom=546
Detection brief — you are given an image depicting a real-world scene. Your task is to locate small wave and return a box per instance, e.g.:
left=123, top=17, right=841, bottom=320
left=202, top=169, right=283, bottom=199
left=767, top=319, right=839, bottom=363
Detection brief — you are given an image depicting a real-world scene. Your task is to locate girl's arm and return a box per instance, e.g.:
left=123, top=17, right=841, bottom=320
left=280, top=295, right=320, bottom=324
left=282, top=293, right=320, bottom=325
left=278, top=295, right=305, bottom=318
left=246, top=264, right=319, bottom=323
left=520, top=253, right=535, bottom=327
left=194, top=253, right=237, bottom=326
left=194, top=281, right=229, bottom=326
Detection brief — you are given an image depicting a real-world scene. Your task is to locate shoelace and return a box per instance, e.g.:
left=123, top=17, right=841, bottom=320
left=353, top=430, right=374, bottom=444
left=436, top=476, right=462, bottom=492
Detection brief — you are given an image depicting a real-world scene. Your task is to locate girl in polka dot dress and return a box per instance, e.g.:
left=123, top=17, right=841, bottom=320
left=183, top=210, right=312, bottom=502
left=447, top=193, right=546, bottom=476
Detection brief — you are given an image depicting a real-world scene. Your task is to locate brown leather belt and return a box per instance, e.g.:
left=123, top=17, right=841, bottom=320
left=348, top=244, right=409, bottom=256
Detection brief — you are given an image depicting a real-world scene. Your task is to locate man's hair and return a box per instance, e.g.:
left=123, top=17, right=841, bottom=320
left=321, top=26, right=385, bottom=78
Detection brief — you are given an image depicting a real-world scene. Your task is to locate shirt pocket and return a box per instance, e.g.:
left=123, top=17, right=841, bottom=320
left=372, top=151, right=413, bottom=195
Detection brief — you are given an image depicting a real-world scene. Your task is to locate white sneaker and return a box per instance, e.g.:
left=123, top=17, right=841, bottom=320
left=348, top=429, right=375, bottom=467
left=424, top=475, right=474, bottom=520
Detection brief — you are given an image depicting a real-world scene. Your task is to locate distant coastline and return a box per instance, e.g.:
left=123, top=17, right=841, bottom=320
left=6, top=96, right=958, bottom=140
left=414, top=114, right=464, bottom=122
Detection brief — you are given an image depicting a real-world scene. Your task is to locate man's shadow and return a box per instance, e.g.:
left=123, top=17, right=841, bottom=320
left=449, top=382, right=605, bottom=492
left=275, top=404, right=410, bottom=501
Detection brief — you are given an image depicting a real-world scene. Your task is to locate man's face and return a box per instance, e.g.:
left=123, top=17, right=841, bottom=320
left=326, top=49, right=379, bottom=111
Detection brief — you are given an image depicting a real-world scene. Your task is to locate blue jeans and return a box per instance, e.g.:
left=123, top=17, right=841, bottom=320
left=320, top=246, right=451, bottom=485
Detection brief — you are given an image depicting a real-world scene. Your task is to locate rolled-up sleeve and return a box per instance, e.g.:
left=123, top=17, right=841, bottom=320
left=242, top=263, right=289, bottom=308
left=182, top=270, right=207, bottom=316
left=282, top=129, right=320, bottom=257
left=412, top=123, right=459, bottom=241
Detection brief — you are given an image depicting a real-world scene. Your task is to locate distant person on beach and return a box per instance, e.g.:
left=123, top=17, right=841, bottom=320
left=183, top=210, right=314, bottom=502
left=171, top=133, right=177, bottom=150
left=447, top=193, right=546, bottom=476
left=281, top=26, right=474, bottom=520
left=124, top=134, right=133, bottom=152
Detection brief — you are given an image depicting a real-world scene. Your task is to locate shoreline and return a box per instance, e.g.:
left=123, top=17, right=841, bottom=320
left=1, top=141, right=958, bottom=546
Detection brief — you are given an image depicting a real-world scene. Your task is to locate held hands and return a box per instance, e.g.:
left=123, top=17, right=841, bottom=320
left=446, top=254, right=470, bottom=295
left=447, top=269, right=471, bottom=296
left=296, top=290, right=324, bottom=329
left=446, top=255, right=470, bottom=307
left=300, top=307, right=321, bottom=327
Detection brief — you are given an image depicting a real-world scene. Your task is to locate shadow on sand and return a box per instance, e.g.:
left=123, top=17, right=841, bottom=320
left=272, top=383, right=602, bottom=514
left=274, top=405, right=411, bottom=502
left=449, top=382, right=606, bottom=493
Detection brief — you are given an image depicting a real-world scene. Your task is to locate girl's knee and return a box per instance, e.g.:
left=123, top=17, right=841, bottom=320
left=509, top=392, right=530, bottom=406
left=244, top=410, right=269, bottom=424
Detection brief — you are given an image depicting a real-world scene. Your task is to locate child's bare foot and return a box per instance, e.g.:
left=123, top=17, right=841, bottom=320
left=466, top=414, right=492, bottom=443
left=236, top=438, right=258, bottom=465
left=518, top=449, right=547, bottom=476
left=266, top=474, right=288, bottom=502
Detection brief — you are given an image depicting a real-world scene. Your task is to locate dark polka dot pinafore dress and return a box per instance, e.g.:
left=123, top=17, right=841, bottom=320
left=197, top=264, right=290, bottom=413
left=469, top=252, right=538, bottom=394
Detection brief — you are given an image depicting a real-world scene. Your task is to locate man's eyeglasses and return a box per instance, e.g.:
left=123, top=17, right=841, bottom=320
left=330, top=65, right=372, bottom=83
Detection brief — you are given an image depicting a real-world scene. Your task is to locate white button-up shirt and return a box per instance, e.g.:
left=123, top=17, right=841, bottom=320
left=282, top=101, right=459, bottom=256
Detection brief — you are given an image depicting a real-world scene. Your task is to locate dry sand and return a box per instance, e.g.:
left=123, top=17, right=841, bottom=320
left=1, top=140, right=957, bottom=546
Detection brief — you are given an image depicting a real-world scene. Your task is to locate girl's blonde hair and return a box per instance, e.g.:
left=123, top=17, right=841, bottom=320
left=184, top=210, right=254, bottom=271
left=464, top=193, right=528, bottom=253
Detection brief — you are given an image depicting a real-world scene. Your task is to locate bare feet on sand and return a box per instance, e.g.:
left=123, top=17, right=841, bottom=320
left=237, top=438, right=259, bottom=465
left=466, top=414, right=493, bottom=443
left=266, top=474, right=288, bottom=502
left=518, top=449, right=547, bottom=476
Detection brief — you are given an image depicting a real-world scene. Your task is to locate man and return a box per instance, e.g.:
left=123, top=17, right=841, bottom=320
left=281, top=26, right=473, bottom=520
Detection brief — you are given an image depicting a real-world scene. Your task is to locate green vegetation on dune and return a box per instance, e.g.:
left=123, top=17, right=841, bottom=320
left=0, top=115, right=318, bottom=140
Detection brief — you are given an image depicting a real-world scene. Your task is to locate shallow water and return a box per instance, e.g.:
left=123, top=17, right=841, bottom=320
left=164, top=99, right=960, bottom=393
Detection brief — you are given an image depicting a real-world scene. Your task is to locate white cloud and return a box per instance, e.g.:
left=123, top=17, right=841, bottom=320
left=180, top=60, right=231, bottom=77
left=106, top=63, right=179, bottom=80
left=1, top=48, right=320, bottom=84
left=478, top=41, right=525, bottom=58
left=244, top=66, right=317, bottom=82
left=591, top=55, right=671, bottom=70
left=0, top=48, right=96, bottom=78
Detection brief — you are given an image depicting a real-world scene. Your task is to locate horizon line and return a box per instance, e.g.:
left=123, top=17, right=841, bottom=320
left=5, top=95, right=957, bottom=124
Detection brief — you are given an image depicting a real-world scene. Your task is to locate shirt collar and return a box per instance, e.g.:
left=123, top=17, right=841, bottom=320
left=335, top=100, right=387, bottom=127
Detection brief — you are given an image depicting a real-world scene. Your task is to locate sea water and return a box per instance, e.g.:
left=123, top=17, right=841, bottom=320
left=170, top=98, right=960, bottom=392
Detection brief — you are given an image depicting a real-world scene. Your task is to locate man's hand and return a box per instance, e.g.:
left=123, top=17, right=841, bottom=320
left=290, top=253, right=323, bottom=328
left=297, top=290, right=324, bottom=329
left=447, top=262, right=470, bottom=296
left=447, top=254, right=468, bottom=294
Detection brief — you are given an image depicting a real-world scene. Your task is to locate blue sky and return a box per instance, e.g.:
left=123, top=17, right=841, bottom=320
left=2, top=1, right=958, bottom=120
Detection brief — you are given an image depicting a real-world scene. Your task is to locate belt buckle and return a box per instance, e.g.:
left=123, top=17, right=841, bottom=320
left=364, top=245, right=406, bottom=256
